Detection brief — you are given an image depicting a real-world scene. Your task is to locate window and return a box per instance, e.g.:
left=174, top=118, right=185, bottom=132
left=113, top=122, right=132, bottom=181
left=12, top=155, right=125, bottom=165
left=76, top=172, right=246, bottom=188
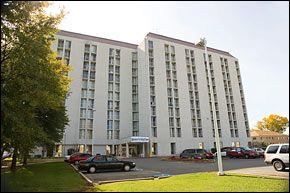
left=87, top=120, right=93, bottom=129
left=79, top=119, right=86, bottom=128
left=193, top=128, right=197, bottom=138
left=90, top=45, right=97, bottom=53
left=58, top=39, right=64, bottom=48
left=88, top=99, right=94, bottom=109
left=148, top=40, right=153, bottom=49
left=114, top=120, right=119, bottom=129
left=82, top=70, right=88, bottom=79
left=152, top=127, right=157, bottom=137
left=90, top=63, right=96, bottom=71
left=279, top=145, right=289, bottom=154
left=107, top=130, right=113, bottom=139
left=87, top=109, right=93, bottom=119
left=81, top=89, right=87, bottom=98
left=84, top=53, right=90, bottom=61
left=79, top=129, right=85, bottom=139
left=177, top=128, right=181, bottom=137
left=81, top=99, right=87, bottom=108
left=80, top=109, right=86, bottom=118
left=108, top=101, right=113, bottom=109
left=165, top=45, right=169, bottom=53
left=87, top=130, right=92, bottom=139
left=170, top=128, right=175, bottom=137
left=107, top=120, right=113, bottom=130
left=109, top=48, right=114, bottom=56
left=133, top=112, right=138, bottom=120
left=90, top=71, right=95, bottom=79
left=266, top=145, right=279, bottom=154
left=170, top=46, right=175, bottom=54
left=115, top=92, right=120, bottom=101
left=170, top=143, right=176, bottom=154
left=107, top=111, right=113, bottom=119
left=89, top=81, right=95, bottom=89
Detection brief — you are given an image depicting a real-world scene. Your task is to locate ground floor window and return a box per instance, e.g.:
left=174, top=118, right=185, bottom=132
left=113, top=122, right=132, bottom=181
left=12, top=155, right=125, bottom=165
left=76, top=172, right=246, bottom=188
left=170, top=143, right=176, bottom=154
left=152, top=143, right=158, bottom=155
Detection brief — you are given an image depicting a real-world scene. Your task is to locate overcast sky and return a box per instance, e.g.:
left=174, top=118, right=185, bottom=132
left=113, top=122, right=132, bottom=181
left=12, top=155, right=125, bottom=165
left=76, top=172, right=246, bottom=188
left=46, top=1, right=289, bottom=129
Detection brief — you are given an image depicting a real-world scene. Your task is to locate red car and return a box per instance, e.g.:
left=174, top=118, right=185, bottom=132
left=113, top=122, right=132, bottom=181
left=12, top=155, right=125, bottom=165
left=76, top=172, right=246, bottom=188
left=68, top=153, right=92, bottom=165
left=226, top=147, right=258, bottom=159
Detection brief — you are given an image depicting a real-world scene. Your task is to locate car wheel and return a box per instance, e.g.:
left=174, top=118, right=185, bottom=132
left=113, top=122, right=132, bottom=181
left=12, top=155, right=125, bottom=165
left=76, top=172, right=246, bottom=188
left=124, top=165, right=130, bottom=172
left=245, top=155, right=249, bottom=159
left=273, top=160, right=285, bottom=171
left=88, top=166, right=96, bottom=173
left=74, top=160, right=79, bottom=165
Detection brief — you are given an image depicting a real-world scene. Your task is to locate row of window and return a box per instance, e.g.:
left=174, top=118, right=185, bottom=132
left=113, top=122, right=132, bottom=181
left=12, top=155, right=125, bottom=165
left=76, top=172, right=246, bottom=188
left=221, top=58, right=239, bottom=138
left=132, top=52, right=139, bottom=136
left=57, top=39, right=71, bottom=65
left=166, top=44, right=181, bottom=138
left=79, top=44, right=97, bottom=139
left=186, top=49, right=203, bottom=138
left=149, top=41, right=157, bottom=138
left=107, top=48, right=121, bottom=140
left=235, top=61, right=250, bottom=137
left=204, top=54, right=222, bottom=138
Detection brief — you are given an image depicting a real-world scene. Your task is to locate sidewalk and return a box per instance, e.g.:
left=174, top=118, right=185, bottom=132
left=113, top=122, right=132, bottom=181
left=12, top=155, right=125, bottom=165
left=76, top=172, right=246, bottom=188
left=226, top=166, right=289, bottom=179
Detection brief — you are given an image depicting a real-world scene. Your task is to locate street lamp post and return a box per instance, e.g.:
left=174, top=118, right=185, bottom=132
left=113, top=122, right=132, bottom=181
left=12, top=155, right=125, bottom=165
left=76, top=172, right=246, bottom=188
left=201, top=38, right=224, bottom=176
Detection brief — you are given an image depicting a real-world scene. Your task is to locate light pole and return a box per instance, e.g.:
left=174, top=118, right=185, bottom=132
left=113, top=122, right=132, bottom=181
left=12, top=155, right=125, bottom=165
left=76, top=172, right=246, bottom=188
left=201, top=38, right=224, bottom=176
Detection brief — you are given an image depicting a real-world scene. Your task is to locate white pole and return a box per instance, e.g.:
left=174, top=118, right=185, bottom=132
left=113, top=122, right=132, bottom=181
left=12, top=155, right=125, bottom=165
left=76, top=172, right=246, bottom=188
left=202, top=38, right=224, bottom=176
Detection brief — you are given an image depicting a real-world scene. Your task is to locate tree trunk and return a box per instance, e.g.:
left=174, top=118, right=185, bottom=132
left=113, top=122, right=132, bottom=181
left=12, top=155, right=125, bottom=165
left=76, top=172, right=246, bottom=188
left=11, top=147, right=18, bottom=171
left=23, top=151, right=28, bottom=166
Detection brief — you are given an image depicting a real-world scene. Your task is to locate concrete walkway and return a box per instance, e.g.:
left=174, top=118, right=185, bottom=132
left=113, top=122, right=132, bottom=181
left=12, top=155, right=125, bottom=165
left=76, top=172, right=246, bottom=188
left=226, top=166, right=289, bottom=179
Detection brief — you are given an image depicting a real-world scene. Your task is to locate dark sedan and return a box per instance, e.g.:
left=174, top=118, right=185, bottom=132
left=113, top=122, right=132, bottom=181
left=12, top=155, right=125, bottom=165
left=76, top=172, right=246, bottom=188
left=78, top=155, right=136, bottom=173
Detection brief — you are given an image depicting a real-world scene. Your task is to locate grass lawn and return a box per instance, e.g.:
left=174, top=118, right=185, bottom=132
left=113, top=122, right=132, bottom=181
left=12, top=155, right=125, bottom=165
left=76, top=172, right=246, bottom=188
left=94, top=172, right=289, bottom=192
left=1, top=162, right=89, bottom=192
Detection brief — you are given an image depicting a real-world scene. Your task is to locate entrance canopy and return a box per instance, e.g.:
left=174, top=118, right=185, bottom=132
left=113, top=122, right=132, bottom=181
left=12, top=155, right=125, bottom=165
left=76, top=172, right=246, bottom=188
left=130, top=136, right=149, bottom=143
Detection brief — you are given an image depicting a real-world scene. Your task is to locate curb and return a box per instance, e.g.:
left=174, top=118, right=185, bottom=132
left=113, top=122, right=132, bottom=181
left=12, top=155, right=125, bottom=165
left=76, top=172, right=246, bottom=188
left=98, top=174, right=172, bottom=185
left=70, top=164, right=97, bottom=186
left=98, top=177, right=154, bottom=185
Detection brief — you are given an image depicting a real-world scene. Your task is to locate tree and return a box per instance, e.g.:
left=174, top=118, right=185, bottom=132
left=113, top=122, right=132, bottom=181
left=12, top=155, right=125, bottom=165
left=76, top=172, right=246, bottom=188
left=256, top=114, right=289, bottom=133
left=1, top=1, right=70, bottom=169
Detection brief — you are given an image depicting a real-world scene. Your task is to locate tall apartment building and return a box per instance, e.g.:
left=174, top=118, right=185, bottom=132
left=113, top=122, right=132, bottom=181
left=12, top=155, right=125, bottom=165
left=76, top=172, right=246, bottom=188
left=53, top=30, right=251, bottom=157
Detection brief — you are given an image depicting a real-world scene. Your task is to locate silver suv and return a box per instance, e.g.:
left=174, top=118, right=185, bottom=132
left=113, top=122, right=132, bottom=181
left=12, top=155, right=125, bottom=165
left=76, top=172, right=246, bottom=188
left=264, top=143, right=289, bottom=171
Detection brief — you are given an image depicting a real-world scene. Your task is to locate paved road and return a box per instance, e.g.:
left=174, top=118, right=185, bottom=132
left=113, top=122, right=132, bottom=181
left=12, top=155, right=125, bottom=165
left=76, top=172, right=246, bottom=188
left=84, top=157, right=267, bottom=183
left=227, top=166, right=289, bottom=179
left=122, top=157, right=265, bottom=175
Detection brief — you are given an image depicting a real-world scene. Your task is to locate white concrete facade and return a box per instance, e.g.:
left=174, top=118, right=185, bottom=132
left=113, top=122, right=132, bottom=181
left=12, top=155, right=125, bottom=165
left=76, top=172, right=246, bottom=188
left=53, top=30, right=251, bottom=157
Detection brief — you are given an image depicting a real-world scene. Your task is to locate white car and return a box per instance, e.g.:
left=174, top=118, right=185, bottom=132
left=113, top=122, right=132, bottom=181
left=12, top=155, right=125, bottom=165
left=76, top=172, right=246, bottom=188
left=252, top=148, right=265, bottom=157
left=264, top=143, right=289, bottom=171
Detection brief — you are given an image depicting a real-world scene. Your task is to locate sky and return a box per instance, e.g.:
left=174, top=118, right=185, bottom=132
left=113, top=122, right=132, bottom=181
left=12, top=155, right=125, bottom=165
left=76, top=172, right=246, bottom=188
left=46, top=1, right=289, bottom=130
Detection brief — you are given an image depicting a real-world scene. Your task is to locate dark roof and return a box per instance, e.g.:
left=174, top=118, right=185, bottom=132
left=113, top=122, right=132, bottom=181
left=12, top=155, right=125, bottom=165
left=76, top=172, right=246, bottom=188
left=57, top=30, right=138, bottom=49
left=146, top=32, right=235, bottom=58
left=57, top=30, right=235, bottom=57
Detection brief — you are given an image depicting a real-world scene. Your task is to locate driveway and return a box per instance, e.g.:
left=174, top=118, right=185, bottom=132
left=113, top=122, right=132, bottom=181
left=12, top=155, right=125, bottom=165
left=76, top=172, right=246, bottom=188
left=227, top=166, right=289, bottom=179
left=83, top=157, right=267, bottom=183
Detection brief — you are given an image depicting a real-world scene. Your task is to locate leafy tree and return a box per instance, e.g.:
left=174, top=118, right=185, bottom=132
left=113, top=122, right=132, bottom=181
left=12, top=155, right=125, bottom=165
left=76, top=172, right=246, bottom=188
left=1, top=1, right=70, bottom=169
left=256, top=114, right=289, bottom=133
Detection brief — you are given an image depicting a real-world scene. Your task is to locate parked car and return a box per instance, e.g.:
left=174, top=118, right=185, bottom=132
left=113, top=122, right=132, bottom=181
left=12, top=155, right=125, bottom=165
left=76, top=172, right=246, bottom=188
left=64, top=149, right=78, bottom=162
left=264, top=143, right=289, bottom=171
left=213, top=147, right=233, bottom=157
left=68, top=153, right=92, bottom=165
left=226, top=147, right=258, bottom=159
left=252, top=148, right=265, bottom=158
left=78, top=155, right=136, bottom=173
left=180, top=149, right=213, bottom=159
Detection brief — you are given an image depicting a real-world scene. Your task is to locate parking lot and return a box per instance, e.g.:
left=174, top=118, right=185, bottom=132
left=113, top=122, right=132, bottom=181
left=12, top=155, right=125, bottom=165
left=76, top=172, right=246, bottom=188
left=82, top=157, right=271, bottom=183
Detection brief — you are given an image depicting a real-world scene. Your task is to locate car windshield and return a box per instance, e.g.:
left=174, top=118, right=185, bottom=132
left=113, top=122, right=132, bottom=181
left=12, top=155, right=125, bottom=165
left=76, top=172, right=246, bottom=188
left=242, top=147, right=252, bottom=151
left=85, top=157, right=94, bottom=162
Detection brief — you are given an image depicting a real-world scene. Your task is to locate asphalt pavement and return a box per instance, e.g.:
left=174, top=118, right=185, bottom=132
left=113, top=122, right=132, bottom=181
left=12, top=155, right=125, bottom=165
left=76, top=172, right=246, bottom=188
left=83, top=157, right=269, bottom=183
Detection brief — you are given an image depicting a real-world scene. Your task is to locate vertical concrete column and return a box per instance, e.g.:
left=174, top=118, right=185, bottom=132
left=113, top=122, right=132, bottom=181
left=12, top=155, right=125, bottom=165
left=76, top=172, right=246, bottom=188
left=126, top=143, right=129, bottom=158
left=142, top=143, right=145, bottom=157
left=112, top=144, right=115, bottom=155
